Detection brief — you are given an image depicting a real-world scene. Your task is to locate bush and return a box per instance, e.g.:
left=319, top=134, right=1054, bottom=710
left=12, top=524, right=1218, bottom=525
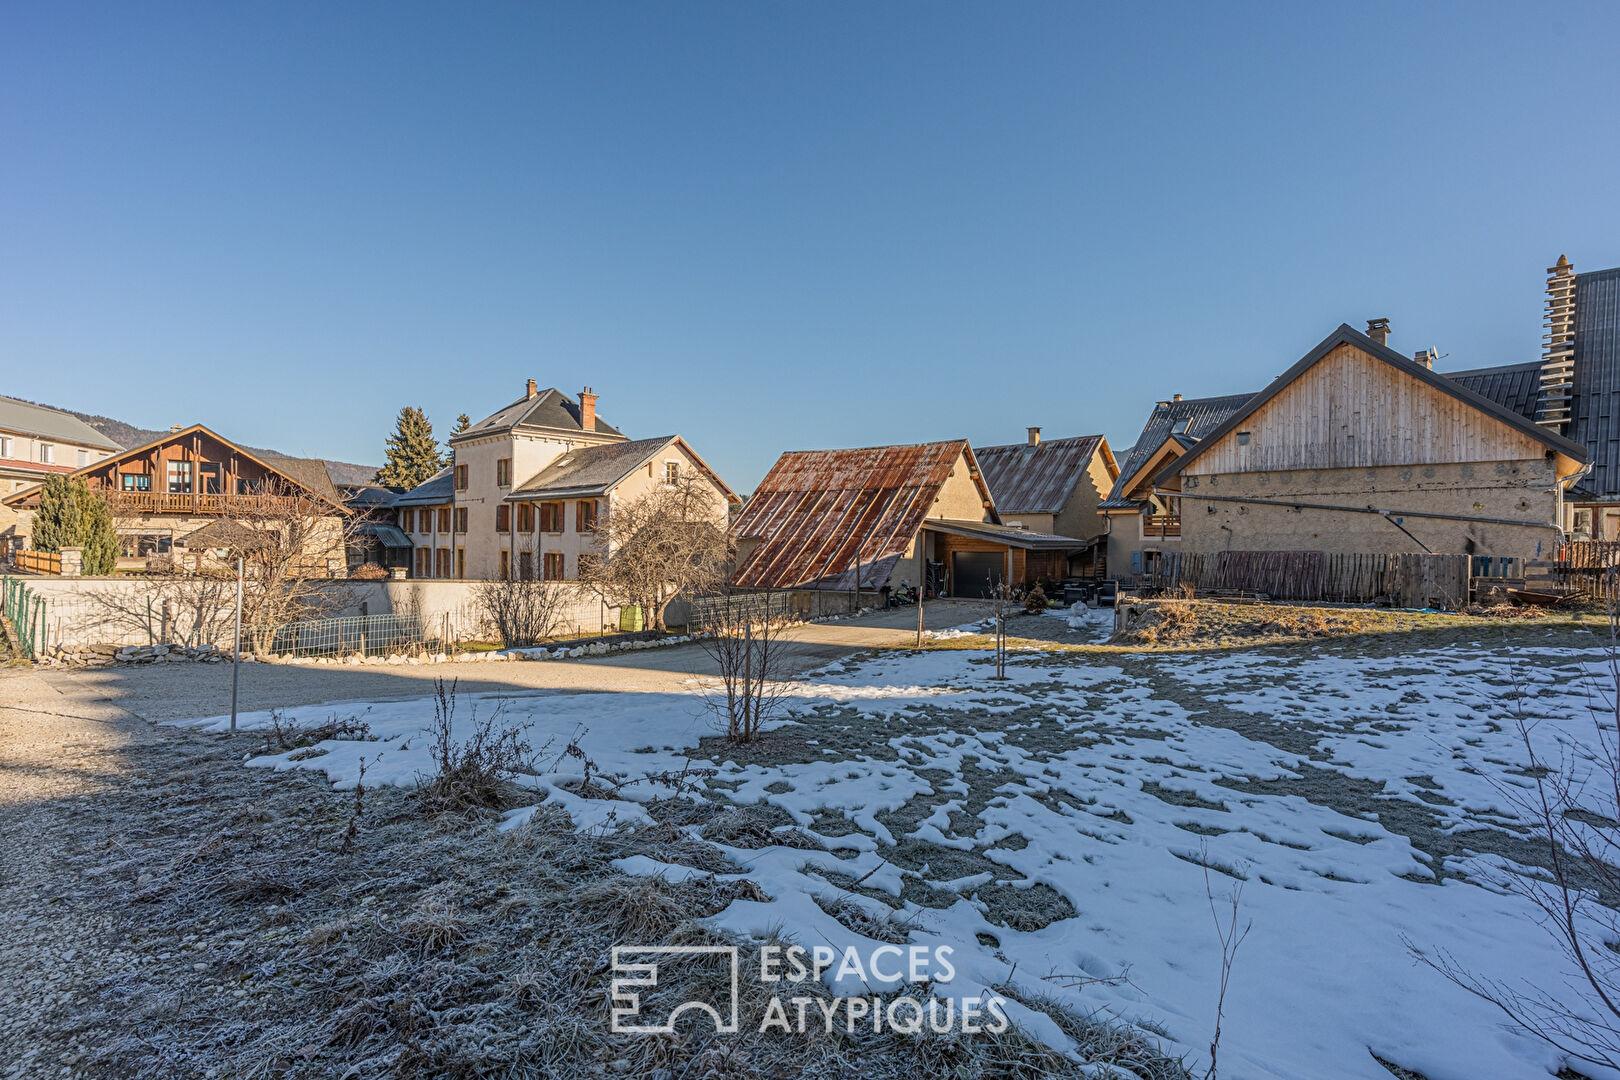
left=1022, top=584, right=1048, bottom=614
left=417, top=678, right=548, bottom=813
left=350, top=562, right=390, bottom=580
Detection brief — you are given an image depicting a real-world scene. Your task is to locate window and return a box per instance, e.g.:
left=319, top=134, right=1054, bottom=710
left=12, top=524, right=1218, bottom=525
left=199, top=462, right=222, bottom=494
left=76, top=449, right=89, bottom=468
left=576, top=499, right=598, bottom=532
left=543, top=552, right=564, bottom=580
left=0, top=436, right=11, bottom=458
left=518, top=551, right=534, bottom=580
left=437, top=507, right=451, bottom=533
left=454, top=507, right=468, bottom=533
left=416, top=547, right=430, bottom=577
left=454, top=464, right=468, bottom=491
left=120, top=473, right=151, bottom=492
left=399, top=508, right=414, bottom=532
left=167, top=461, right=192, bottom=494
left=540, top=501, right=563, bottom=533
left=663, top=461, right=679, bottom=486
left=436, top=547, right=451, bottom=577
left=496, top=458, right=511, bottom=486
left=517, top=503, right=534, bottom=532
left=496, top=505, right=511, bottom=532
left=456, top=547, right=465, bottom=578
left=236, top=477, right=256, bottom=495
left=1235, top=431, right=1251, bottom=446
left=499, top=550, right=511, bottom=578
left=38, top=443, right=55, bottom=464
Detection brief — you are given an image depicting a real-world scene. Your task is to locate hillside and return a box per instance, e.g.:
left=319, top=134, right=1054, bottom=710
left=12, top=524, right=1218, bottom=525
left=18, top=400, right=380, bottom=486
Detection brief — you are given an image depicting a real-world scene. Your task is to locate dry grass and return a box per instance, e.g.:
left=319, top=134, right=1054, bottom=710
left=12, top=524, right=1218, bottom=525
left=43, top=719, right=1190, bottom=1080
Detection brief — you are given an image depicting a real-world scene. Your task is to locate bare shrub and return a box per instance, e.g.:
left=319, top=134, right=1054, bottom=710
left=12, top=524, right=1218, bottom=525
left=1410, top=571, right=1620, bottom=1073
left=1022, top=584, right=1048, bottom=614
left=472, top=571, right=569, bottom=648
left=417, top=678, right=548, bottom=813
left=696, top=590, right=797, bottom=742
left=263, top=709, right=375, bottom=753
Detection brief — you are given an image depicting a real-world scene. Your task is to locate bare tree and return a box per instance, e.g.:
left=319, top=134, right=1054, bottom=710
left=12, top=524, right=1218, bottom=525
left=473, top=534, right=571, bottom=648
left=988, top=577, right=1023, bottom=679
left=83, top=574, right=237, bottom=648
left=696, top=590, right=798, bottom=742
left=578, top=474, right=730, bottom=633
left=1410, top=568, right=1620, bottom=1072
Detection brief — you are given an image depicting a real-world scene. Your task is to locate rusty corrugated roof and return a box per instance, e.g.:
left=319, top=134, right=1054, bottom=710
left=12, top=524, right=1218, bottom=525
left=974, top=435, right=1111, bottom=515
left=732, top=440, right=987, bottom=590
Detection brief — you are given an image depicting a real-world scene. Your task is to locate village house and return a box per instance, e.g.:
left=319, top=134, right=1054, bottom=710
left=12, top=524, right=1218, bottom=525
left=974, top=429, right=1118, bottom=578
left=1, top=424, right=351, bottom=575
left=0, top=396, right=123, bottom=556
left=731, top=440, right=1083, bottom=605
left=391, top=381, right=736, bottom=580
left=1149, top=322, right=1587, bottom=564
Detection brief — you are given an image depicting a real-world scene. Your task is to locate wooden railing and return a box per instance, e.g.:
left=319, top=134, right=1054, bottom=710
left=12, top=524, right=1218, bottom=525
left=13, top=550, right=62, bottom=575
left=102, top=491, right=305, bottom=516
left=1143, top=514, right=1181, bottom=538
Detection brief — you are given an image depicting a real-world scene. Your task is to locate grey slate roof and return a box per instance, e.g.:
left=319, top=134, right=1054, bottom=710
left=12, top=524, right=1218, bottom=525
left=259, top=453, right=344, bottom=507
left=1444, top=362, right=1542, bottom=421
left=508, top=436, right=679, bottom=499
left=0, top=395, right=122, bottom=450
left=1569, top=267, right=1620, bottom=501
left=458, top=388, right=624, bottom=441
left=1100, top=393, right=1255, bottom=509
left=393, top=468, right=453, bottom=506
left=974, top=435, right=1107, bottom=515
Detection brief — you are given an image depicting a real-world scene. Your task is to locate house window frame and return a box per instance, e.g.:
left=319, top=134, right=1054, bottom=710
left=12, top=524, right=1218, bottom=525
left=38, top=442, right=54, bottom=465
left=543, top=551, right=564, bottom=580
left=496, top=458, right=511, bottom=487
left=438, top=507, right=451, bottom=533
left=576, top=499, right=597, bottom=532
left=499, top=549, right=511, bottom=578
left=663, top=460, right=680, bottom=487
left=496, top=504, right=511, bottom=532
left=517, top=502, right=534, bottom=532
left=540, top=501, right=563, bottom=534
left=454, top=507, right=468, bottom=533
left=454, top=464, right=468, bottom=491
left=167, top=460, right=192, bottom=494
left=0, top=436, right=12, bottom=459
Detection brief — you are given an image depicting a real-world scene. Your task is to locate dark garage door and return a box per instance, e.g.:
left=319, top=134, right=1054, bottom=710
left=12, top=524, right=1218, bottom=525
left=952, top=551, right=1005, bottom=598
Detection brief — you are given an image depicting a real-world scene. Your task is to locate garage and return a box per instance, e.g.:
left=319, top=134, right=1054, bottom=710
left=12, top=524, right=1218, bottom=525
left=951, top=551, right=1006, bottom=598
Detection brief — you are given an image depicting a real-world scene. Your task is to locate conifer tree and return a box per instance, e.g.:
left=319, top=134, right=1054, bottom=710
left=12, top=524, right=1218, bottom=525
left=376, top=406, right=446, bottom=490
left=451, top=413, right=471, bottom=437
left=32, top=476, right=117, bottom=574
left=31, top=476, right=83, bottom=553
left=78, top=488, right=118, bottom=575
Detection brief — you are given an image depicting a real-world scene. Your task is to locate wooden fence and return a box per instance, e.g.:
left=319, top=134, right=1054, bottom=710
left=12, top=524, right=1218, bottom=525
left=1146, top=550, right=1476, bottom=610
left=13, top=550, right=62, bottom=576
left=1563, top=541, right=1620, bottom=593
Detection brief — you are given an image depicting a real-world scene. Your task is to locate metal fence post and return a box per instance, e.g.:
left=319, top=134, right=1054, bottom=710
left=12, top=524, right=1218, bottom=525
left=231, top=557, right=242, bottom=732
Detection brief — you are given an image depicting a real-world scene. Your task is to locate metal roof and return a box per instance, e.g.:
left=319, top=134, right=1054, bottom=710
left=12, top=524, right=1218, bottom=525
left=1443, top=361, right=1542, bottom=421
left=509, top=436, right=679, bottom=500
left=456, top=387, right=624, bottom=442
left=731, top=440, right=987, bottom=591
left=926, top=518, right=1090, bottom=550
left=1100, top=393, right=1255, bottom=509
left=392, top=467, right=453, bottom=506
left=974, top=435, right=1109, bottom=514
left=1569, top=267, right=1620, bottom=500
left=355, top=521, right=413, bottom=549
left=0, top=395, right=122, bottom=450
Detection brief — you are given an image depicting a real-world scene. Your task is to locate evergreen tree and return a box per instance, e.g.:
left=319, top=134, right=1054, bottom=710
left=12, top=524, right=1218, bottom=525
left=376, top=406, right=446, bottom=490
left=451, top=413, right=471, bottom=437
left=31, top=475, right=82, bottom=552
left=78, top=487, right=118, bottom=575
left=32, top=476, right=117, bottom=573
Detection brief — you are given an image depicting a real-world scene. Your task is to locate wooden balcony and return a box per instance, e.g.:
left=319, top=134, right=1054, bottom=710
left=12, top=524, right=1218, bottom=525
left=102, top=491, right=307, bottom=517
left=1143, top=514, right=1181, bottom=539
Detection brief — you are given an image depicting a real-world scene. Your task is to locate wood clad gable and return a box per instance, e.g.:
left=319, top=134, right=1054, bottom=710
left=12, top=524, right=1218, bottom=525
left=1156, top=325, right=1589, bottom=488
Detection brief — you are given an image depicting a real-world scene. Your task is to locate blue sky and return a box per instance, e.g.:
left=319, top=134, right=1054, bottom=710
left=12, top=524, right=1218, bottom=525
left=3, top=3, right=1617, bottom=489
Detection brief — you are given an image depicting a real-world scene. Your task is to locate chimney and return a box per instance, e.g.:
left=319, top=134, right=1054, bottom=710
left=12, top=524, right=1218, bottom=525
left=1537, top=254, right=1576, bottom=430
left=1172, top=393, right=1183, bottom=402
left=578, top=386, right=598, bottom=432
left=1366, top=318, right=1391, bottom=347
left=1413, top=350, right=1434, bottom=371
left=525, top=378, right=538, bottom=400
left=1027, top=426, right=1041, bottom=446
left=170, top=424, right=183, bottom=433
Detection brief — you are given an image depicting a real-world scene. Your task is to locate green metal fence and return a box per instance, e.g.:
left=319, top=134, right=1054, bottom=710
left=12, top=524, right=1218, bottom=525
left=2, top=576, right=46, bottom=659
left=265, top=612, right=436, bottom=658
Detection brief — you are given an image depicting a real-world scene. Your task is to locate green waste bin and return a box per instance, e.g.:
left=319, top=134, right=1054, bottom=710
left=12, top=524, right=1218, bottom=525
left=619, top=605, right=644, bottom=632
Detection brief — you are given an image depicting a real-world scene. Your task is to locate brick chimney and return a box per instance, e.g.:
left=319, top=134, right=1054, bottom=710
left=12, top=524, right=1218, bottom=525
left=525, top=378, right=538, bottom=400
left=1027, top=426, right=1041, bottom=446
left=578, top=386, right=598, bottom=432
left=1366, top=318, right=1390, bottom=347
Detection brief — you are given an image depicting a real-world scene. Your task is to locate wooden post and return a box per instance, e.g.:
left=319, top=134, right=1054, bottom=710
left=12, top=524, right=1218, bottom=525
left=230, top=557, right=242, bottom=732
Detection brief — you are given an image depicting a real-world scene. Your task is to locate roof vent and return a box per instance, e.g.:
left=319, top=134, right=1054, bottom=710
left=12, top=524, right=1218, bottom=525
left=1366, top=318, right=1391, bottom=347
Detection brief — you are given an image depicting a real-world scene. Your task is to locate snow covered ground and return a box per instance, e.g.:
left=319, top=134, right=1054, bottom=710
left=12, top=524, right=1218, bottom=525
left=173, top=626, right=1617, bottom=1080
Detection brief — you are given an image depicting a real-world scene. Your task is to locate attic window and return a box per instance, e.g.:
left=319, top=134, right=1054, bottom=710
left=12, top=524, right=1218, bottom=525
left=1173, top=420, right=1192, bottom=436
left=1236, top=432, right=1251, bottom=446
